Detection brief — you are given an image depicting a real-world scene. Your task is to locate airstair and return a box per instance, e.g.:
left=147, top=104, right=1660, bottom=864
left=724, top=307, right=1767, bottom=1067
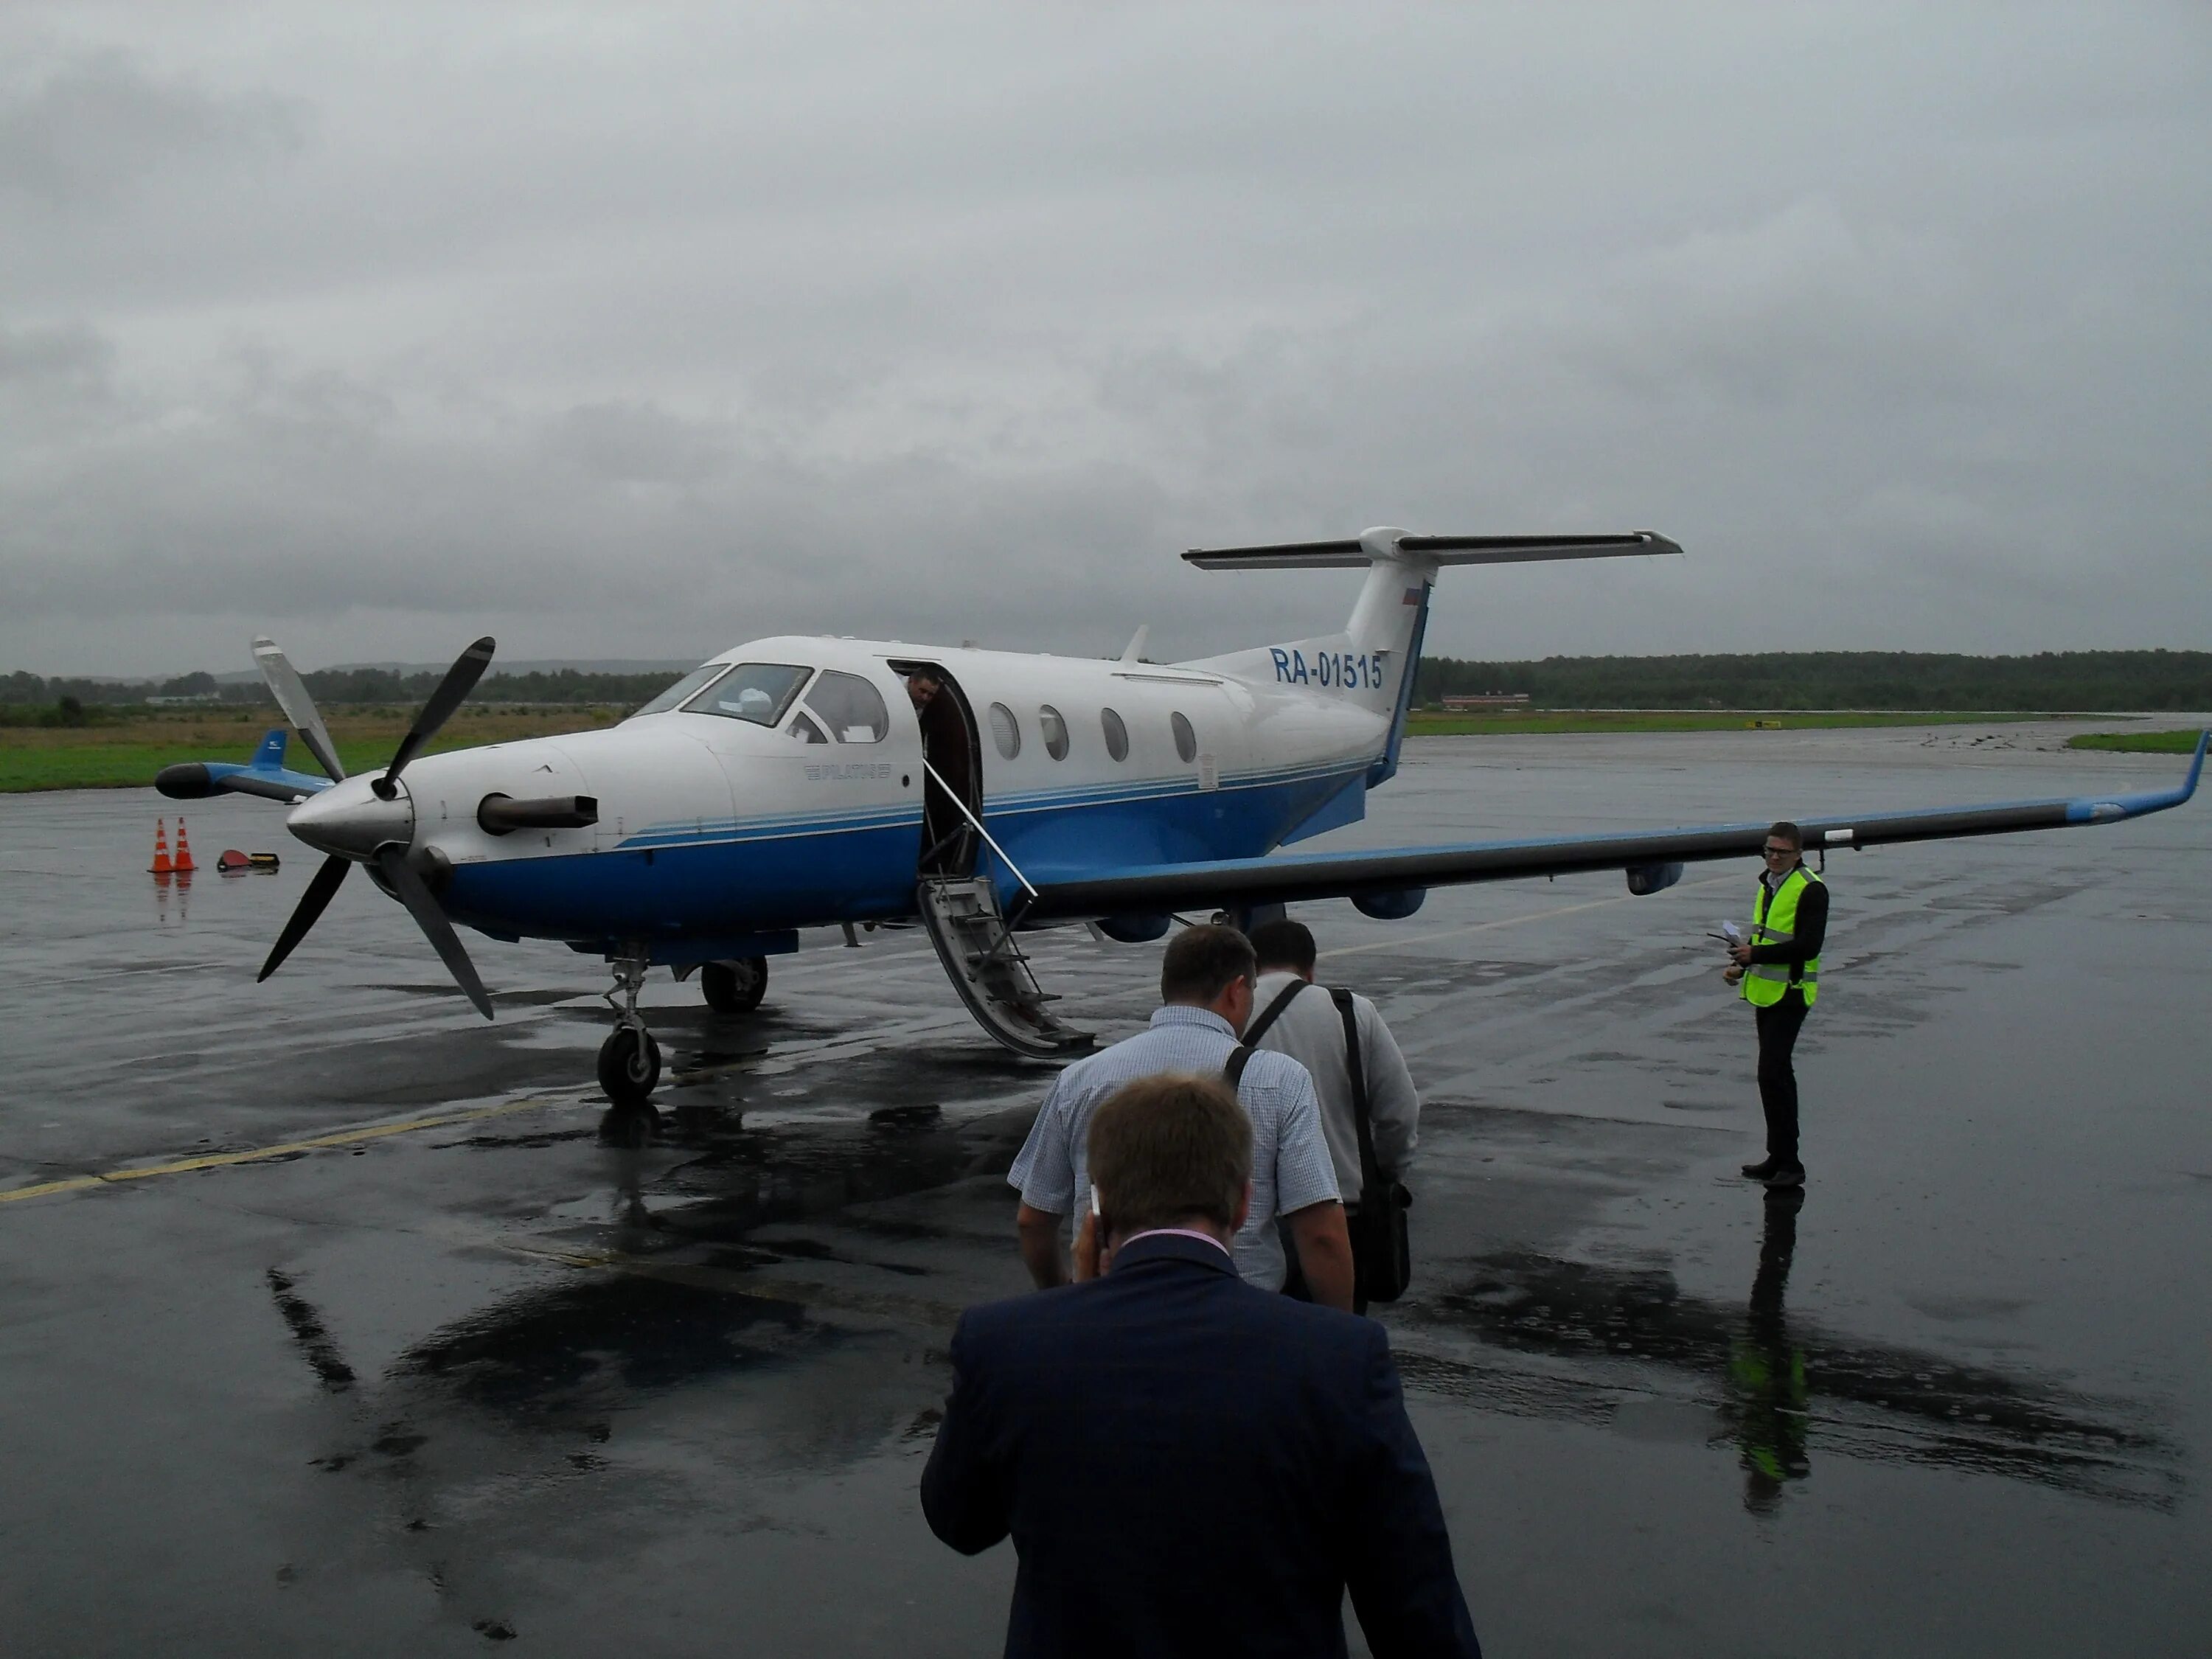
left=917, top=875, right=1095, bottom=1060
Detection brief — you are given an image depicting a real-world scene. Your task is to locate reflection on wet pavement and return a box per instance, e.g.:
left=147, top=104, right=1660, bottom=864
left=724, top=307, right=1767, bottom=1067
left=267, top=1267, right=360, bottom=1394
left=394, top=1275, right=821, bottom=1415
left=1411, top=1193, right=2177, bottom=1512
left=1733, top=1187, right=1810, bottom=1512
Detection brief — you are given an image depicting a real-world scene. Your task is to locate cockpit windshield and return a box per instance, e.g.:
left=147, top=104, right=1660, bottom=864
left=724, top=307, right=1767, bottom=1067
left=630, top=663, right=730, bottom=717
left=682, top=662, right=813, bottom=727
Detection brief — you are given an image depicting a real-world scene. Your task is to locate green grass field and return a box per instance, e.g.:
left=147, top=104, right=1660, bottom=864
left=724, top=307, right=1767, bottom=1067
left=2063, top=728, right=2208, bottom=754
left=1402, top=709, right=2076, bottom=737
left=0, top=706, right=627, bottom=793
left=2, top=705, right=2188, bottom=793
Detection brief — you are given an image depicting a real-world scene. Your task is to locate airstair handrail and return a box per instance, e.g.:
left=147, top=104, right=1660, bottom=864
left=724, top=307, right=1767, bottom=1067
left=921, top=759, right=1040, bottom=900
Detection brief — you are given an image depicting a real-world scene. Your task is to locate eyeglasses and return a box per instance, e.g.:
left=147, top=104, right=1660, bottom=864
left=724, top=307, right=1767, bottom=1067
left=1762, top=845, right=1796, bottom=858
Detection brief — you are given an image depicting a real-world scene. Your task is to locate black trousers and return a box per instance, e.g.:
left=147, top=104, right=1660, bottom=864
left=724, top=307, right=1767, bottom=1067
left=1754, top=989, right=1810, bottom=1168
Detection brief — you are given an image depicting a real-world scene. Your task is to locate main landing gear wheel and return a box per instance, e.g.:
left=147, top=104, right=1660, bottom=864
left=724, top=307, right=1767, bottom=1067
left=700, top=956, right=768, bottom=1014
left=597, top=1026, right=661, bottom=1107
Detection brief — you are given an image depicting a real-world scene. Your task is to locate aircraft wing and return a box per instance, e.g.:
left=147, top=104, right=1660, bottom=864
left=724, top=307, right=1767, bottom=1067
left=1023, top=733, right=2207, bottom=919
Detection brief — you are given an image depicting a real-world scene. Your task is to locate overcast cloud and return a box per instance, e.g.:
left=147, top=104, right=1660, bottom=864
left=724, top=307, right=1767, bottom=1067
left=3, top=3, right=2208, bottom=675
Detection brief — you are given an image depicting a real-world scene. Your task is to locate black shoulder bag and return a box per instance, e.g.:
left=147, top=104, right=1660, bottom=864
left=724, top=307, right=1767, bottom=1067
left=1330, top=988, right=1413, bottom=1304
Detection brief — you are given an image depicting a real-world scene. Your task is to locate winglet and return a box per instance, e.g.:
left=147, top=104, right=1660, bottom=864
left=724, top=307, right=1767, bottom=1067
left=2063, top=729, right=2208, bottom=824
left=1121, top=625, right=1150, bottom=663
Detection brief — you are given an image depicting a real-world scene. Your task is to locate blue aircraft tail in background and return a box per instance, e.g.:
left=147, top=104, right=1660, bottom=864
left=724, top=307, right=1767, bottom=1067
left=156, top=728, right=335, bottom=804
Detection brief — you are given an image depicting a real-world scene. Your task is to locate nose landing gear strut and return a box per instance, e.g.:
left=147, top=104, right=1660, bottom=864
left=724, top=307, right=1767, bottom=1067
left=598, top=949, right=661, bottom=1109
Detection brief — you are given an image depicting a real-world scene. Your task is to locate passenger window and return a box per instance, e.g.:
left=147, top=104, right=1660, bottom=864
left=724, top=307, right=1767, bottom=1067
left=1039, top=705, right=1069, bottom=761
left=684, top=662, right=812, bottom=726
left=788, top=712, right=830, bottom=744
left=1172, top=712, right=1197, bottom=763
left=1102, top=707, right=1129, bottom=762
left=803, top=670, right=890, bottom=743
left=632, top=662, right=730, bottom=717
left=989, top=702, right=1020, bottom=760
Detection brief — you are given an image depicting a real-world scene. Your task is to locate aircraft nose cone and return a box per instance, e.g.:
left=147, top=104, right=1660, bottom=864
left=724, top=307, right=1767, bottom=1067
left=286, top=775, right=414, bottom=861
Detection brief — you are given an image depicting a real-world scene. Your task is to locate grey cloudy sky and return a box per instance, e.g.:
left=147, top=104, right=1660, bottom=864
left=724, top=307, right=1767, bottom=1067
left=4, top=3, right=2208, bottom=676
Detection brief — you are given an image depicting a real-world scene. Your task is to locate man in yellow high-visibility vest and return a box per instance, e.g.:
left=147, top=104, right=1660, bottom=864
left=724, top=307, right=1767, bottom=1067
left=1724, top=821, right=1829, bottom=1189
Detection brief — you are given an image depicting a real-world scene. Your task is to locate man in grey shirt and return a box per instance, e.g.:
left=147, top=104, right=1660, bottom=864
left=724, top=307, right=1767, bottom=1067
left=1248, top=919, right=1419, bottom=1310
left=1008, top=924, right=1354, bottom=1309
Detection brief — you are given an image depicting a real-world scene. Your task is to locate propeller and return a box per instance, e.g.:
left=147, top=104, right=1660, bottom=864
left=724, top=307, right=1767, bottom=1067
left=375, top=636, right=494, bottom=799
left=254, top=635, right=499, bottom=1019
left=252, top=637, right=346, bottom=783
left=258, top=852, right=351, bottom=983
left=376, top=846, right=493, bottom=1018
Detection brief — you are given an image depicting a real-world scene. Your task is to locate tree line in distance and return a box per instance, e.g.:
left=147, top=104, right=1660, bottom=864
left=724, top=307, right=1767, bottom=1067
left=4, top=649, right=2208, bottom=717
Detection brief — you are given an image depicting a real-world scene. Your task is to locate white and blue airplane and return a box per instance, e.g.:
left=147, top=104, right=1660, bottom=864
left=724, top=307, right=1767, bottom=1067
left=158, top=528, right=2206, bottom=1107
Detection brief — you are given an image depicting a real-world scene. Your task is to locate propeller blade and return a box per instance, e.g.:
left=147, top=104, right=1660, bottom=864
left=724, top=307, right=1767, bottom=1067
left=258, top=853, right=351, bottom=981
left=252, top=637, right=346, bottom=783
left=378, top=636, right=495, bottom=796
left=375, top=846, right=494, bottom=1020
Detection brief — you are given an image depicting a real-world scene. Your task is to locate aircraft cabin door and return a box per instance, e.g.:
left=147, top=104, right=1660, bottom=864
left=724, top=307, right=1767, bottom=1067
left=890, top=659, right=983, bottom=878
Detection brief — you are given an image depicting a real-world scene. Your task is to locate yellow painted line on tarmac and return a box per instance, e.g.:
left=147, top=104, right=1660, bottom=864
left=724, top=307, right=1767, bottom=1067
left=0, top=1095, right=569, bottom=1209
left=1318, top=872, right=1738, bottom=961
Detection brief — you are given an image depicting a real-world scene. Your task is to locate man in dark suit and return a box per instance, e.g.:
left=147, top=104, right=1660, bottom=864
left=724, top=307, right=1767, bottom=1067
left=921, top=1072, right=1481, bottom=1658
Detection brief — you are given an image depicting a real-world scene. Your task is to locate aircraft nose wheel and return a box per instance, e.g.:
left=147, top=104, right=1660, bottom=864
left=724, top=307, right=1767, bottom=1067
left=597, top=1026, right=661, bottom=1107
left=599, top=949, right=661, bottom=1108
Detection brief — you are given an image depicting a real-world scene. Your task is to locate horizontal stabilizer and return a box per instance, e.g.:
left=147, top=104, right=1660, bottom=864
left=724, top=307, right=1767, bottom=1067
left=1184, top=529, right=1681, bottom=570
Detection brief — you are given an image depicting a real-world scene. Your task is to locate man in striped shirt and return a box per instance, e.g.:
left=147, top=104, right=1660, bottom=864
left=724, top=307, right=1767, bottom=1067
left=1009, top=924, right=1355, bottom=1310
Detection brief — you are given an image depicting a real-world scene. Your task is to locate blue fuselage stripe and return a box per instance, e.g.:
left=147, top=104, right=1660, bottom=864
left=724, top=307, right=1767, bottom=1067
left=445, top=762, right=1369, bottom=950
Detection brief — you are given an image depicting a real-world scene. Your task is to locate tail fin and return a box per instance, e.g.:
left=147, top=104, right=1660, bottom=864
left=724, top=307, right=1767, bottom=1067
left=248, top=728, right=289, bottom=772
left=1180, top=526, right=1680, bottom=782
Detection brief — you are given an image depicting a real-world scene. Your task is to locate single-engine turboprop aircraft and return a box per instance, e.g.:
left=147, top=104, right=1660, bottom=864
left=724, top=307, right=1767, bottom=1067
left=159, top=528, right=2206, bottom=1109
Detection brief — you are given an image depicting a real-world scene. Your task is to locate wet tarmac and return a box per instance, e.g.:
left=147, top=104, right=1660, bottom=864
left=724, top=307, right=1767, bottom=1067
left=2, top=723, right=2207, bottom=1656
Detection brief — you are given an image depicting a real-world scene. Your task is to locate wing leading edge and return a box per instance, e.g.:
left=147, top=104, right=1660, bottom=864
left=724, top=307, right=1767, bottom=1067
left=1024, top=733, right=2208, bottom=919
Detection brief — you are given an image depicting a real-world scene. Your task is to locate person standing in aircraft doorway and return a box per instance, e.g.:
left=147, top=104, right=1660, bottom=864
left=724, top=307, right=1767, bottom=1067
left=905, top=668, right=973, bottom=875
left=1726, top=821, right=1829, bottom=1190
left=1246, top=919, right=1420, bottom=1315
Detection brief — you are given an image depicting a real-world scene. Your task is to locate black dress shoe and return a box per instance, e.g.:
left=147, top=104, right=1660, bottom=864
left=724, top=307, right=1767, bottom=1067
left=1741, top=1158, right=1778, bottom=1180
left=1762, top=1164, right=1806, bottom=1189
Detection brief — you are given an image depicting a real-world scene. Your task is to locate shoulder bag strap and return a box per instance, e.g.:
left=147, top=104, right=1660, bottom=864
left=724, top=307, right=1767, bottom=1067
left=1222, top=1044, right=1256, bottom=1089
left=1330, top=987, right=1382, bottom=1200
left=1242, top=979, right=1307, bottom=1046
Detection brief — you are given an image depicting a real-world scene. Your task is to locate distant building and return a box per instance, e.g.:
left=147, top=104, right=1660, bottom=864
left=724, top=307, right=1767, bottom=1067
left=146, top=693, right=222, bottom=706
left=1439, top=693, right=1530, bottom=709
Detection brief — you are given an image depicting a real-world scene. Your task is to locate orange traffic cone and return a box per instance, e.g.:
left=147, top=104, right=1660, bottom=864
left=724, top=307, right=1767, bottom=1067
left=173, top=818, right=197, bottom=874
left=150, top=818, right=174, bottom=876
